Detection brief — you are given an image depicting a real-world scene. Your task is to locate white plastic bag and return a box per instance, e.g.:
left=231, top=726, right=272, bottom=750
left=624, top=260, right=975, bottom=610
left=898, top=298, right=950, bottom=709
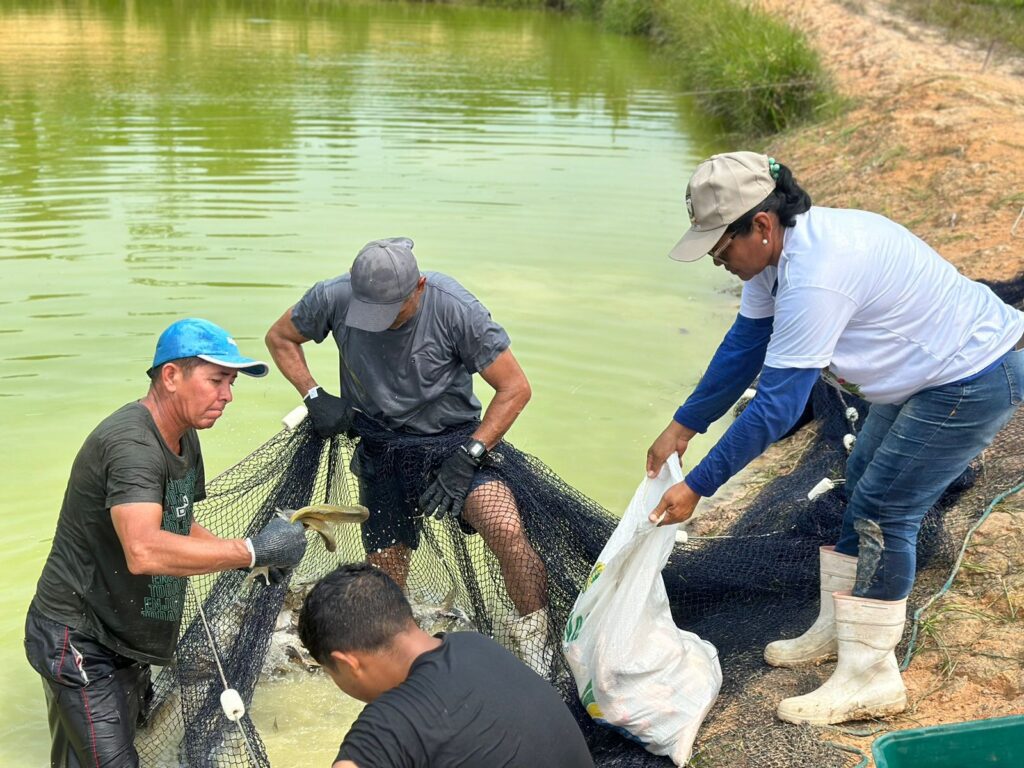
left=563, top=456, right=722, bottom=765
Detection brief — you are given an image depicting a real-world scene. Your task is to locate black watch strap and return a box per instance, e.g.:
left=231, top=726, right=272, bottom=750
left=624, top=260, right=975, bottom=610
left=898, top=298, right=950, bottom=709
left=461, top=439, right=488, bottom=464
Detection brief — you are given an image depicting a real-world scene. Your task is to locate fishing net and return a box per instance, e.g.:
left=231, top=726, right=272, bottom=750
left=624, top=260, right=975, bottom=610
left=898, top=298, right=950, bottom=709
left=137, top=277, right=1024, bottom=767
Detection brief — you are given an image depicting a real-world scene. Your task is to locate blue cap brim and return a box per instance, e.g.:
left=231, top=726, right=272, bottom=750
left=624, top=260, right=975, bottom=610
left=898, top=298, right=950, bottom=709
left=196, top=355, right=269, bottom=377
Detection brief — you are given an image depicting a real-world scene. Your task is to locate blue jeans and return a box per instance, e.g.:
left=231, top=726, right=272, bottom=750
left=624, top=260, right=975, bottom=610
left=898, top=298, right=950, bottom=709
left=835, top=350, right=1024, bottom=600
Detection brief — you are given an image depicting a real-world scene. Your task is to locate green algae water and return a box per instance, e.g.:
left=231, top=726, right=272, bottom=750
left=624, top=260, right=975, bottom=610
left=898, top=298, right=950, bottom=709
left=0, top=1, right=738, bottom=764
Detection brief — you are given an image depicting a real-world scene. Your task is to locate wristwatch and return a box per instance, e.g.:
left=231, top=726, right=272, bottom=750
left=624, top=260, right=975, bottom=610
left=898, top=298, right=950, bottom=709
left=461, top=438, right=488, bottom=464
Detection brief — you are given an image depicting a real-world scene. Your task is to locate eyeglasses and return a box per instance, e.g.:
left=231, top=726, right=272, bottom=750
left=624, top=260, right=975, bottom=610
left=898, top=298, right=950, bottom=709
left=708, top=234, right=734, bottom=264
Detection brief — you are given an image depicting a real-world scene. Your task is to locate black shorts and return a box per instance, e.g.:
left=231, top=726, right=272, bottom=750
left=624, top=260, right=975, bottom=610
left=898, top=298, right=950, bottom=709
left=352, top=440, right=498, bottom=552
left=24, top=606, right=151, bottom=768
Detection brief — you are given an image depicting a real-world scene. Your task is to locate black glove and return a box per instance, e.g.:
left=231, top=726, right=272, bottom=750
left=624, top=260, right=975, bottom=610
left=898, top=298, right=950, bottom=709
left=267, top=566, right=291, bottom=586
left=418, top=447, right=480, bottom=520
left=304, top=387, right=354, bottom=439
left=248, top=517, right=308, bottom=568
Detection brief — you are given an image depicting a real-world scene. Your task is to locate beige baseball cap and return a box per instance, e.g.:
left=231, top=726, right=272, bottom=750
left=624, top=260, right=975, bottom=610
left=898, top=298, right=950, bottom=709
left=668, top=151, right=777, bottom=262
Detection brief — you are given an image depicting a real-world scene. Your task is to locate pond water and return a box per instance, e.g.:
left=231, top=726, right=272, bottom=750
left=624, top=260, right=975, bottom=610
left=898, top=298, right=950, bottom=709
left=0, top=1, right=738, bottom=764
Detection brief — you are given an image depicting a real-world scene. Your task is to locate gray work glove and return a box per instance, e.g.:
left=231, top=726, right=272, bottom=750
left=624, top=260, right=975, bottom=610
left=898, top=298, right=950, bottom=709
left=247, top=517, right=308, bottom=568
left=418, top=448, right=479, bottom=520
left=304, top=387, right=354, bottom=439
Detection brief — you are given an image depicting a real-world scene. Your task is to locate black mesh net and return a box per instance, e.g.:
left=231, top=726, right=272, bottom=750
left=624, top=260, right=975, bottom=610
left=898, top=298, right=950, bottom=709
left=136, top=277, right=1024, bottom=767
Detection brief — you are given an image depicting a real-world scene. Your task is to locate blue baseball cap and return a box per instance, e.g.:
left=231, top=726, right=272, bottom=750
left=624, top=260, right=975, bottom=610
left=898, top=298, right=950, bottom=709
left=150, top=318, right=269, bottom=377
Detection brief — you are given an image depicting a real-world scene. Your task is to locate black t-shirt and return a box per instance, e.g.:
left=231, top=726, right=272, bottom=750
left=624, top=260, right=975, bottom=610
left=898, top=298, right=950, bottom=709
left=336, top=632, right=593, bottom=768
left=32, top=402, right=205, bottom=665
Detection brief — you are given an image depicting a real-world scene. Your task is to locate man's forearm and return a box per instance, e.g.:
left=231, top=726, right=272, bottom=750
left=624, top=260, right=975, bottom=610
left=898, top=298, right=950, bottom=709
left=473, top=348, right=531, bottom=449
left=473, top=385, right=530, bottom=449
left=190, top=522, right=218, bottom=541
left=125, top=531, right=252, bottom=577
left=266, top=327, right=317, bottom=396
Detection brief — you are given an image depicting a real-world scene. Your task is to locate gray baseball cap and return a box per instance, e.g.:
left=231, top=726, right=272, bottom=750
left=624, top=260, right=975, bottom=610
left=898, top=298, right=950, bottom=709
left=346, top=237, right=421, bottom=332
left=668, top=151, right=777, bottom=262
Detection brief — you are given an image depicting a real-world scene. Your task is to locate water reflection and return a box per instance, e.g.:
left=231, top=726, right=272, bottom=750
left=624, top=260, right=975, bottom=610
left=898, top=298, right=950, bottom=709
left=1, top=0, right=685, bottom=226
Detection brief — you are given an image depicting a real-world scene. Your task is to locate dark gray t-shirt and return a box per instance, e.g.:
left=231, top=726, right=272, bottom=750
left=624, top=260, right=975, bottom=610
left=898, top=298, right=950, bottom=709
left=32, top=402, right=205, bottom=665
left=291, top=271, right=510, bottom=435
left=336, top=632, right=594, bottom=768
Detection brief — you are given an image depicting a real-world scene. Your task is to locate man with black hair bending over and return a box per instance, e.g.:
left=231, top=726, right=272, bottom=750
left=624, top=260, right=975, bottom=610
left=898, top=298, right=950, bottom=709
left=266, top=237, right=551, bottom=674
left=299, top=563, right=593, bottom=768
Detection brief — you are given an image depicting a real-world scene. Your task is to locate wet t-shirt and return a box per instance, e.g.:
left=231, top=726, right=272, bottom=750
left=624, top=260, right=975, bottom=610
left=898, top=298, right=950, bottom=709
left=291, top=271, right=510, bottom=435
left=32, top=402, right=205, bottom=665
left=336, top=632, right=594, bottom=768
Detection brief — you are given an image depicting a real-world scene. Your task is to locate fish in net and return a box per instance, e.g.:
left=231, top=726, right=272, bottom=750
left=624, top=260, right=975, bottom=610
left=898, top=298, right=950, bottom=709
left=135, top=278, right=1024, bottom=767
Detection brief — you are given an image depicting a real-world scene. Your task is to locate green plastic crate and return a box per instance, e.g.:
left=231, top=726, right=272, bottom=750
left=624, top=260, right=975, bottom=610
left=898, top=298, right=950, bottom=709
left=872, top=715, right=1024, bottom=767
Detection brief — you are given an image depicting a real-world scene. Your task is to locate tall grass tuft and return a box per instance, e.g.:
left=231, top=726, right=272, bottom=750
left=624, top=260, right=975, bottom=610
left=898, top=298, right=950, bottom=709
left=651, top=0, right=831, bottom=135
left=475, top=0, right=833, bottom=135
left=600, top=0, right=654, bottom=36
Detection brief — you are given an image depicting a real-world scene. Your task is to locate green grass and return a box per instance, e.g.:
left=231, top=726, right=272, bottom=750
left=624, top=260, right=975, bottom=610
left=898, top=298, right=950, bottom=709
left=889, top=0, right=1024, bottom=58
left=474, top=0, right=835, bottom=135
left=651, top=0, right=833, bottom=135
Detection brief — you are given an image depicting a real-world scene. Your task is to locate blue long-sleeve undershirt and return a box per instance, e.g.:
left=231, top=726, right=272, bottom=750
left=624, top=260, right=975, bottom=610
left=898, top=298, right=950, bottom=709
left=672, top=313, right=821, bottom=498
left=674, top=314, right=774, bottom=434
left=684, top=365, right=821, bottom=497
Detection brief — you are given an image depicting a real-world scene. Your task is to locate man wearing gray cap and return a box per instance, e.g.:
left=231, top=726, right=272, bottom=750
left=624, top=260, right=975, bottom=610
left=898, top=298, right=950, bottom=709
left=265, top=238, right=552, bottom=675
left=24, top=318, right=309, bottom=768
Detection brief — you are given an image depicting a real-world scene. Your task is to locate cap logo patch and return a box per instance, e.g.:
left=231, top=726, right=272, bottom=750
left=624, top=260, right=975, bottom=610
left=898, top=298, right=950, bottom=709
left=685, top=194, right=695, bottom=224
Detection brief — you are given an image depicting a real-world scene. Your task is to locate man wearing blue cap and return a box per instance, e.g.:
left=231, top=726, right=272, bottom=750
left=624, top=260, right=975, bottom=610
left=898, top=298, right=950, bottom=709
left=24, top=318, right=309, bottom=768
left=266, top=238, right=553, bottom=676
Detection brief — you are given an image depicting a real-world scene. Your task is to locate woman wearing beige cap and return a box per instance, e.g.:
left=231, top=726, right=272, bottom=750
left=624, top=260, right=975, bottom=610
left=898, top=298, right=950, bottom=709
left=645, top=151, right=1024, bottom=725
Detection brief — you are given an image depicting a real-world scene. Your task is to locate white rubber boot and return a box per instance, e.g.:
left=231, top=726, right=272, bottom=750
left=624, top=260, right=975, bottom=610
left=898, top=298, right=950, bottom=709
left=777, top=591, right=908, bottom=725
left=508, top=607, right=555, bottom=679
left=764, top=546, right=857, bottom=668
